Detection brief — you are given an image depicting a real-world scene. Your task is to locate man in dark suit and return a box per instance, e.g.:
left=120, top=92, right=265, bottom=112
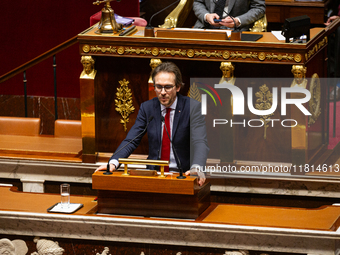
left=95, top=62, right=209, bottom=185
left=193, top=0, right=265, bottom=31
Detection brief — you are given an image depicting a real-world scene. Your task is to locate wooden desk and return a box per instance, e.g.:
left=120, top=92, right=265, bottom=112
left=77, top=23, right=340, bottom=167
left=1, top=186, right=340, bottom=254
left=0, top=134, right=82, bottom=162
left=266, top=0, right=330, bottom=25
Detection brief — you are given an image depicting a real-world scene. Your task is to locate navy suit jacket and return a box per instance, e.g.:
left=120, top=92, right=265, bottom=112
left=110, top=94, right=209, bottom=171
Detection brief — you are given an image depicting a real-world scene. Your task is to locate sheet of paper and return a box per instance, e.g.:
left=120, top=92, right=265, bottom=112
left=271, top=31, right=285, bottom=41
left=48, top=203, right=83, bottom=213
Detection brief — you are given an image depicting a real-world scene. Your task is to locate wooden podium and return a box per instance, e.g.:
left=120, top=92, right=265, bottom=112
left=92, top=166, right=210, bottom=219
left=78, top=22, right=340, bottom=169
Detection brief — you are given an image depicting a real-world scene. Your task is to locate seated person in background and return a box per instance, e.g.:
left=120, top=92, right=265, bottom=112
left=193, top=0, right=265, bottom=31
left=325, top=0, right=340, bottom=99
left=95, top=62, right=209, bottom=186
left=325, top=0, right=340, bottom=27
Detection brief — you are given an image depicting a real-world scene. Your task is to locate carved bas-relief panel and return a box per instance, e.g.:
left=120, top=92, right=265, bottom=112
left=0, top=236, right=308, bottom=255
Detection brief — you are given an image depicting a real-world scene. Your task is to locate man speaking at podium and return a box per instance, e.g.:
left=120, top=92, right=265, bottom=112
left=193, top=0, right=265, bottom=31
left=95, top=62, right=209, bottom=186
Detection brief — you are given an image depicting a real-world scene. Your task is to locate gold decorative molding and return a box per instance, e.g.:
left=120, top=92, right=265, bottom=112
left=305, top=36, right=328, bottom=61
left=308, top=73, right=321, bottom=126
left=255, top=84, right=274, bottom=139
left=227, top=51, right=258, bottom=60
left=82, top=44, right=303, bottom=63
left=265, top=53, right=294, bottom=61
left=115, top=79, right=135, bottom=132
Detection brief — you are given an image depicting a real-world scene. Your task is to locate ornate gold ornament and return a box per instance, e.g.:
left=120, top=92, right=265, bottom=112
left=219, top=62, right=235, bottom=85
left=117, top=46, right=125, bottom=55
left=258, top=52, right=266, bottom=61
left=294, top=54, right=302, bottom=63
left=159, top=0, right=193, bottom=28
left=159, top=48, right=187, bottom=57
left=250, top=14, right=267, bottom=32
left=80, top=56, right=96, bottom=78
left=266, top=53, right=294, bottom=61
left=308, top=73, right=321, bottom=126
left=82, top=45, right=90, bottom=53
left=223, top=50, right=230, bottom=59
left=125, top=47, right=152, bottom=55
left=305, top=36, right=327, bottom=61
left=255, top=84, right=274, bottom=139
left=149, top=59, right=162, bottom=83
left=90, top=45, right=117, bottom=54
left=187, top=49, right=195, bottom=58
left=291, top=65, right=307, bottom=88
left=188, top=82, right=201, bottom=102
left=229, top=51, right=258, bottom=59
left=115, top=79, right=135, bottom=132
left=82, top=44, right=300, bottom=63
left=152, top=47, right=159, bottom=56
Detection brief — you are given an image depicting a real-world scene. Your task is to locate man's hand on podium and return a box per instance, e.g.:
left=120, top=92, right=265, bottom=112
left=95, top=163, right=116, bottom=173
left=185, top=168, right=206, bottom=186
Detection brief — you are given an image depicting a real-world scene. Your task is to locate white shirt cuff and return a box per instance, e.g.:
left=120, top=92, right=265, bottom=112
left=108, top=159, right=119, bottom=168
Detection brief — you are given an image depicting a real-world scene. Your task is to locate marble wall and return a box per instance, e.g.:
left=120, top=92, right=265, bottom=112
left=0, top=95, right=80, bottom=135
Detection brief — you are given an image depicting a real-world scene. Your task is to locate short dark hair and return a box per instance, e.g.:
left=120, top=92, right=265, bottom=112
left=151, top=62, right=184, bottom=88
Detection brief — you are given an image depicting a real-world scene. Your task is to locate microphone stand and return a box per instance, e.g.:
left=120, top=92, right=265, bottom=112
left=213, top=0, right=241, bottom=40
left=161, top=116, right=186, bottom=179
left=144, top=0, right=181, bottom=37
left=221, top=9, right=241, bottom=40
left=103, top=116, right=154, bottom=175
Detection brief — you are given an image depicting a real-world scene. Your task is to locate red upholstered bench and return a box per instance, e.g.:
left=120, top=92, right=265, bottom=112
left=90, top=11, right=147, bottom=27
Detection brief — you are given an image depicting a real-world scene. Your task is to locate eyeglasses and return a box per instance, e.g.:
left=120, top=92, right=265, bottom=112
left=154, top=85, right=175, bottom=92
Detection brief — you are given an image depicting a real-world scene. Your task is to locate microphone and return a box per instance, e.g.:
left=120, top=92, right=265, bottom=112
left=103, top=116, right=154, bottom=175
left=144, top=0, right=181, bottom=37
left=161, top=116, right=186, bottom=179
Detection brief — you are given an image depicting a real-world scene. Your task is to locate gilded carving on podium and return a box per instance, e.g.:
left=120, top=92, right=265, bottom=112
left=115, top=79, right=135, bottom=132
left=80, top=56, right=96, bottom=79
left=308, top=73, right=321, bottom=126
left=291, top=65, right=307, bottom=88
left=255, top=84, right=274, bottom=139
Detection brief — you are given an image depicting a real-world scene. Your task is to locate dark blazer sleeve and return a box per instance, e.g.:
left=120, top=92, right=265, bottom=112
left=193, top=0, right=211, bottom=28
left=109, top=101, right=149, bottom=162
left=188, top=98, right=210, bottom=169
left=172, top=95, right=209, bottom=170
